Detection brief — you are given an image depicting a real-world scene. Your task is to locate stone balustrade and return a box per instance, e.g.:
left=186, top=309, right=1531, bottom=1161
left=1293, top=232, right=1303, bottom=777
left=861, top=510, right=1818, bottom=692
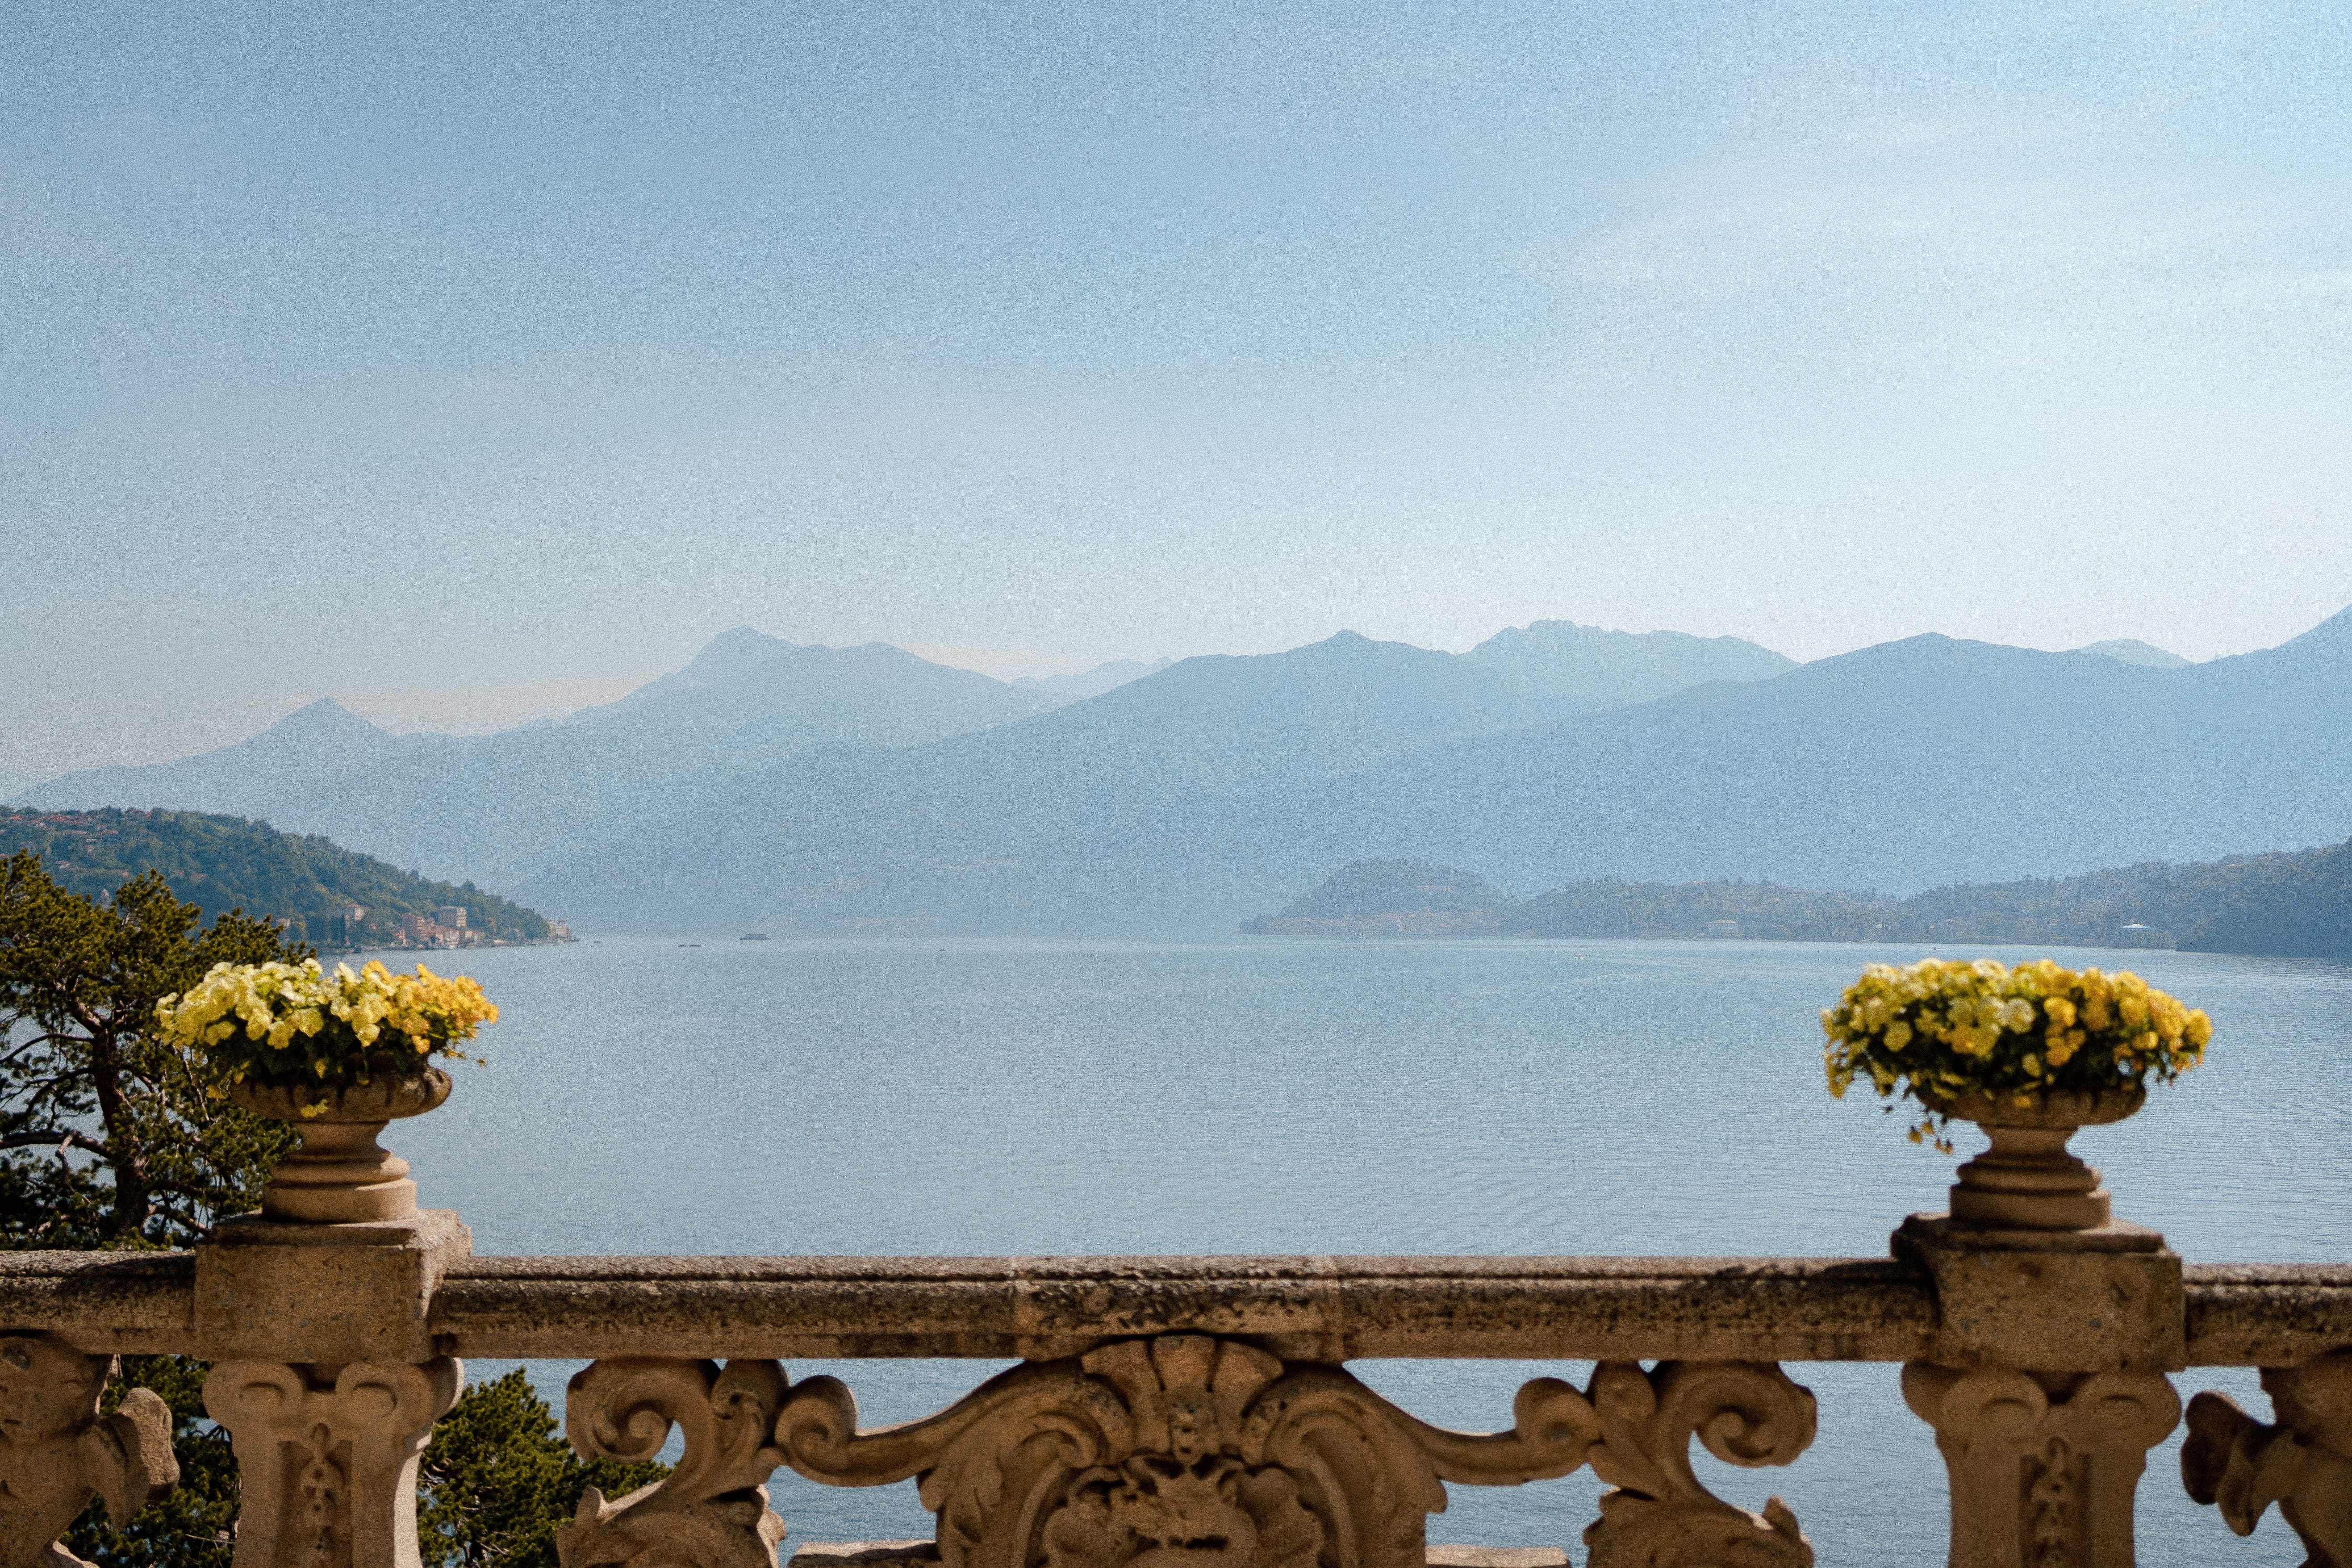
left=4, top=1197, right=2349, bottom=1564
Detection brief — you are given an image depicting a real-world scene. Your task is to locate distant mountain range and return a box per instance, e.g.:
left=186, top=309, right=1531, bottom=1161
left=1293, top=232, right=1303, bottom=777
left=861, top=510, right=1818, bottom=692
left=2074, top=639, right=2192, bottom=669
left=1011, top=657, right=1177, bottom=700
left=11, top=698, right=448, bottom=816
left=11, top=618, right=1793, bottom=907
left=8, top=631, right=1074, bottom=888
left=513, top=621, right=1799, bottom=930
left=1244, top=843, right=2352, bottom=961
left=521, top=605, right=2352, bottom=937
left=23, top=610, right=2316, bottom=944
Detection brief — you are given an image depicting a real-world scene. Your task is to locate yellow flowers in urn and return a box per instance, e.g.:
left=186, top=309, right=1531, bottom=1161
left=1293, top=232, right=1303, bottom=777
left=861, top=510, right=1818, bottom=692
left=155, top=957, right=495, bottom=1100
left=1821, top=958, right=2208, bottom=1150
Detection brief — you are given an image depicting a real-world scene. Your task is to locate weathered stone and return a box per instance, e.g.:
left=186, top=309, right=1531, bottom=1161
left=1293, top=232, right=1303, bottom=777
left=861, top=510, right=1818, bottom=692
left=1582, top=1361, right=1815, bottom=1568
left=0, top=1252, right=197, bottom=1358
left=195, top=1209, right=470, bottom=1365
left=2184, top=1264, right=2352, bottom=1366
left=779, top=1546, right=1572, bottom=1568
left=0, top=1334, right=177, bottom=1568
left=1904, top=1363, right=2179, bottom=1568
left=1896, top=1217, right=2184, bottom=1375
left=426, top=1255, right=1935, bottom=1364
left=203, top=1357, right=461, bottom=1568
left=766, top=1334, right=1811, bottom=1568
left=2182, top=1349, right=2352, bottom=1565
left=559, top=1357, right=790, bottom=1568
left=228, top=1070, right=452, bottom=1225
left=770, top=1333, right=1604, bottom=1568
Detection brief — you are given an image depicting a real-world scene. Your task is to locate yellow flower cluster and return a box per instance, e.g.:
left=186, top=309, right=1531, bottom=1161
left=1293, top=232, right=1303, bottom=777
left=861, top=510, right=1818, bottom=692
left=155, top=958, right=495, bottom=1088
left=1821, top=958, right=2208, bottom=1149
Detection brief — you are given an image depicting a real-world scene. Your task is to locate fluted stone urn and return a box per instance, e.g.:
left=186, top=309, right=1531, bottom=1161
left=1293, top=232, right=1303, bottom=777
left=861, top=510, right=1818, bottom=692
left=228, top=1067, right=452, bottom=1223
left=1918, top=1084, right=2145, bottom=1230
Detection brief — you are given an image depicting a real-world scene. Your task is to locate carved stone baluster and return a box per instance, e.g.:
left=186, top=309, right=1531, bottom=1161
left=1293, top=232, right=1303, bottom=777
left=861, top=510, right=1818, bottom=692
left=203, top=1358, right=462, bottom=1568
left=0, top=1333, right=178, bottom=1568
left=1902, top=1365, right=2178, bottom=1568
left=1581, top=1360, right=1817, bottom=1568
left=2181, top=1349, right=2352, bottom=1566
left=558, top=1357, right=790, bottom=1568
left=775, top=1332, right=1610, bottom=1568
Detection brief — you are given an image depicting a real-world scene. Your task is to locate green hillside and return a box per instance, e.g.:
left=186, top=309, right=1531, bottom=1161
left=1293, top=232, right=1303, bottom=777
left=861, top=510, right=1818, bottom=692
left=0, top=808, right=555, bottom=945
left=1243, top=840, right=2352, bottom=961
left=2173, top=840, right=2352, bottom=961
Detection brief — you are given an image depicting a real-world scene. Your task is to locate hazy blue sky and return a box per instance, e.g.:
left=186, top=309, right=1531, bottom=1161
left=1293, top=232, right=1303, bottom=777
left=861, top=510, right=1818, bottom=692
left=6, top=1, right=2350, bottom=777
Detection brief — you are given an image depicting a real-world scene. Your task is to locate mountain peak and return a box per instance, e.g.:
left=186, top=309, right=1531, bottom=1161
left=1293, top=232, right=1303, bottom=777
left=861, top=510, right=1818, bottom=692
left=681, top=627, right=802, bottom=677
left=2282, top=602, right=2352, bottom=649
left=272, top=696, right=393, bottom=739
left=2074, top=639, right=2191, bottom=669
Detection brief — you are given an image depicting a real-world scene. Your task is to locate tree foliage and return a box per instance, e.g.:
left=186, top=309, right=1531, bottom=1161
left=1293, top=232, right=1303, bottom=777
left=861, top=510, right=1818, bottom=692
left=2, top=849, right=662, bottom=1567
left=414, top=1369, right=670, bottom=1568
left=0, top=807, right=552, bottom=945
left=0, top=851, right=300, bottom=1248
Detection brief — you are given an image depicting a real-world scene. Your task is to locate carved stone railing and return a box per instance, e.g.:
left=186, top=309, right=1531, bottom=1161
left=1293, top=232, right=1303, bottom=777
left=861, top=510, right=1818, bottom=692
left=4, top=1200, right=2349, bottom=1564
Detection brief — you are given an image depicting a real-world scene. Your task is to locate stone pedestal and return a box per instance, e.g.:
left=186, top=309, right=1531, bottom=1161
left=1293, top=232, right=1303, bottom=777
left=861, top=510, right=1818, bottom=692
left=1896, top=1212, right=2184, bottom=1568
left=204, top=1358, right=462, bottom=1568
left=195, top=1209, right=470, bottom=1367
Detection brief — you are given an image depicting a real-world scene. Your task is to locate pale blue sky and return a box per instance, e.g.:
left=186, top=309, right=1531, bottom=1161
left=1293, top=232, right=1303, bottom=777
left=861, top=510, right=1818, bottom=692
left=6, top=2, right=2350, bottom=776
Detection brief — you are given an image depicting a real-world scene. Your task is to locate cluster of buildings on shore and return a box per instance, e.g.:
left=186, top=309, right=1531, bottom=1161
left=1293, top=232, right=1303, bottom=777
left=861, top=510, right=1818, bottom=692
left=301, top=903, right=574, bottom=950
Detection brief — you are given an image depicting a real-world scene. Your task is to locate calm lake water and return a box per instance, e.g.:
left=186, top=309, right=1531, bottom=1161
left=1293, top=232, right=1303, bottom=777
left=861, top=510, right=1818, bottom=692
left=397, top=936, right=2352, bottom=1567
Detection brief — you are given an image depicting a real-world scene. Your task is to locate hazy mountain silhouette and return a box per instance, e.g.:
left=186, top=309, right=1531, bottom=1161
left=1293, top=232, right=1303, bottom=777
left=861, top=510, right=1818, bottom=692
left=1011, top=657, right=1176, bottom=701
left=2074, top=639, right=2191, bottom=669
left=526, top=606, right=2352, bottom=936
left=245, top=631, right=1065, bottom=888
left=1463, top=620, right=1795, bottom=707
left=7, top=698, right=441, bottom=814
left=517, top=624, right=1798, bottom=930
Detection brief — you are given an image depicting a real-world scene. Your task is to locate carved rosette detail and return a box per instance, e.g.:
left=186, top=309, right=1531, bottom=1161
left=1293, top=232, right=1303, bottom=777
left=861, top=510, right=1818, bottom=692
left=559, top=1357, right=791, bottom=1568
left=1582, top=1361, right=1817, bottom=1568
left=0, top=1334, right=179, bottom=1568
left=2182, top=1349, right=2352, bottom=1568
left=1903, top=1363, right=2180, bottom=1568
left=771, top=1336, right=1813, bottom=1568
left=202, top=1358, right=462, bottom=1568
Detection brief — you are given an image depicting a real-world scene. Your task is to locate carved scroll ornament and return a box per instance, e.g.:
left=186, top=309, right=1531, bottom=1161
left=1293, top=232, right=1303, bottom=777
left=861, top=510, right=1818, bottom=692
left=2182, top=1350, right=2352, bottom=1568
left=771, top=1337, right=1815, bottom=1568
left=550, top=1338, right=1816, bottom=1568
left=1583, top=1361, right=1817, bottom=1568
left=0, top=1334, right=178, bottom=1568
left=560, top=1357, right=792, bottom=1568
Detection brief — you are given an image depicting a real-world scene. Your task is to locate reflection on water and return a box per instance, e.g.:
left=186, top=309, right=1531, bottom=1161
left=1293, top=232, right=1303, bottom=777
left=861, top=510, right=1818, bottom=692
left=401, top=937, right=2352, bottom=1566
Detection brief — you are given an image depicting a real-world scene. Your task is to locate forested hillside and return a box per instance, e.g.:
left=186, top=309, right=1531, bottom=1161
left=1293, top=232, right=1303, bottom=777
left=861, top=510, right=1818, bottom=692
left=0, top=808, right=553, bottom=945
left=1241, top=840, right=2352, bottom=961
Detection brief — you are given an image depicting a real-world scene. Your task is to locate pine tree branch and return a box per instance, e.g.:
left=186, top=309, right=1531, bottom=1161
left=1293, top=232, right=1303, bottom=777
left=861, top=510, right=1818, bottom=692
left=0, top=1128, right=114, bottom=1159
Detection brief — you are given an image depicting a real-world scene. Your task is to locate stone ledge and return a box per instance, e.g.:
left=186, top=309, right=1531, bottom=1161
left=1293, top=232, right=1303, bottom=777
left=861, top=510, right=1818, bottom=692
left=430, top=1254, right=1938, bottom=1363
left=2184, top=1262, right=2352, bottom=1365
left=5, top=1249, right=2348, bottom=1369
left=783, top=1545, right=1566, bottom=1568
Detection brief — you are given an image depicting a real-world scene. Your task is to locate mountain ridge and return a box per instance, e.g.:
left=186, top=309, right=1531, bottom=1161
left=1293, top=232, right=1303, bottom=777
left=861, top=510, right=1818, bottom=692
left=8, top=698, right=445, bottom=815
left=521, top=608, right=2352, bottom=936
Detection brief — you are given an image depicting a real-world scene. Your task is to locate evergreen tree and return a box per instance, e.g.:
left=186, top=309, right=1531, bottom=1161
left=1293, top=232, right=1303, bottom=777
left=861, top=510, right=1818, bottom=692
left=1, top=850, right=656, bottom=1565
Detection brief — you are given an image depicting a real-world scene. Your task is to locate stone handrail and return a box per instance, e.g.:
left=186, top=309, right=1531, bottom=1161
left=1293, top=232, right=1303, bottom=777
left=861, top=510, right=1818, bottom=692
left=4, top=1200, right=2349, bottom=1563
left=15, top=1252, right=2352, bottom=1363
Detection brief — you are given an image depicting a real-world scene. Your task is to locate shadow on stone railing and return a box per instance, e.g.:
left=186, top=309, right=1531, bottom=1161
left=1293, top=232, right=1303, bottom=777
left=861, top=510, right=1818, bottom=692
left=4, top=1148, right=2351, bottom=1567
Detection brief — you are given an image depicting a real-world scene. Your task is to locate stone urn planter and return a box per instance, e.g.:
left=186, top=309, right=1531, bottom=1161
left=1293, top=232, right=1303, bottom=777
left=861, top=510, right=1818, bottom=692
left=228, top=1067, right=452, bottom=1223
left=1918, top=1085, right=2145, bottom=1231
